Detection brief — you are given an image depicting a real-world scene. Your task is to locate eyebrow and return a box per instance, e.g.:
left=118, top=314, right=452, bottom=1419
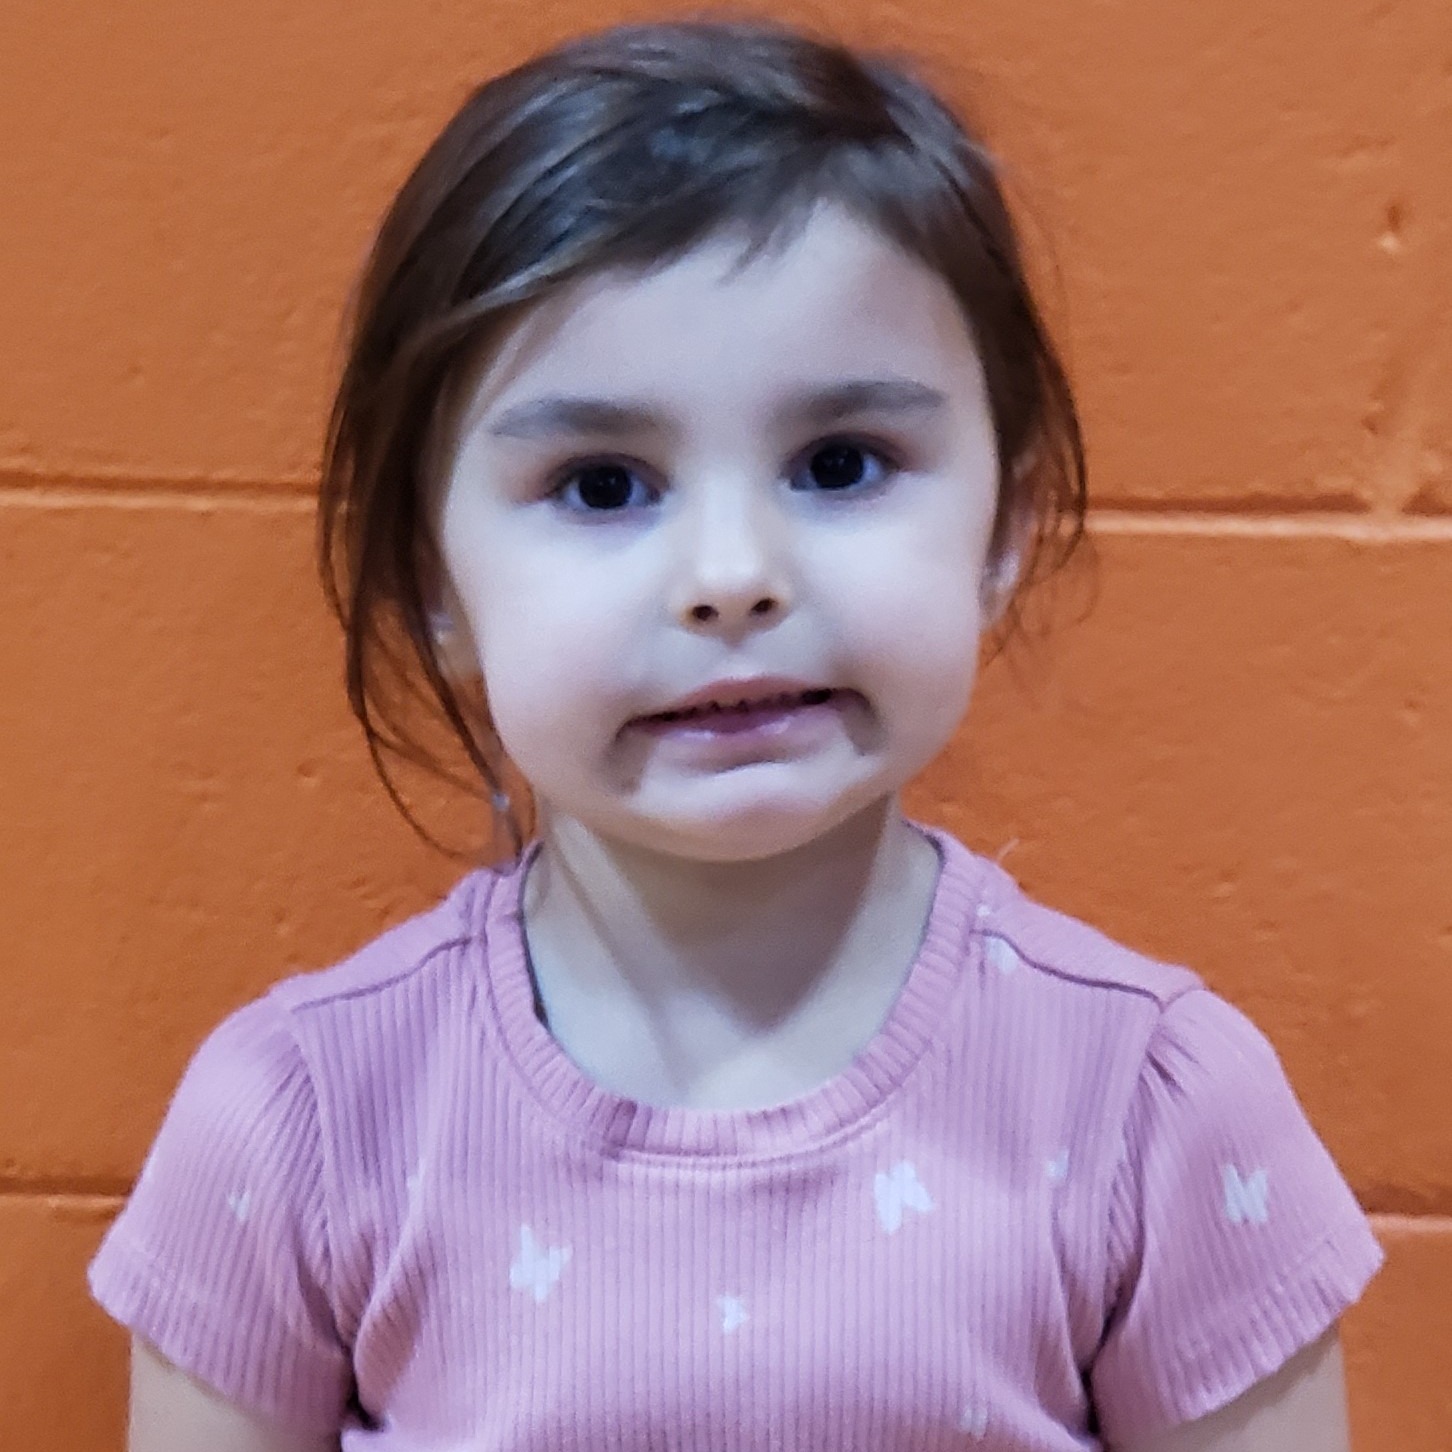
left=484, top=378, right=949, bottom=441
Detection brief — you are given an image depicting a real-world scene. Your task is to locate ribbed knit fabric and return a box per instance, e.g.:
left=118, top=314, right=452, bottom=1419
left=88, top=827, right=1382, bottom=1449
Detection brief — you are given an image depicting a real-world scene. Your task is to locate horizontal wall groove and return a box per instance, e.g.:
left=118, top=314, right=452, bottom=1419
left=1092, top=490, right=1375, bottom=516
left=2, top=1184, right=1451, bottom=1225
left=2, top=485, right=1452, bottom=538
left=1089, top=508, right=1452, bottom=540
left=0, top=466, right=316, bottom=495
left=0, top=1177, right=132, bottom=1198
left=0, top=483, right=315, bottom=513
left=1367, top=1213, right=1452, bottom=1236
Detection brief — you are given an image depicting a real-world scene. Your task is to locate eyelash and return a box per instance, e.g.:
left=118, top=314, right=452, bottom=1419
left=545, top=435, right=905, bottom=515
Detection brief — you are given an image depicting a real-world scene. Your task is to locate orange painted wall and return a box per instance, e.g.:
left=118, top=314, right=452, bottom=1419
left=1, top=0, right=1448, bottom=1446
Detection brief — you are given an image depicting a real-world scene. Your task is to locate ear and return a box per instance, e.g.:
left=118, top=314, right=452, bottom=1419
left=980, top=515, right=1028, bottom=628
left=425, top=591, right=483, bottom=682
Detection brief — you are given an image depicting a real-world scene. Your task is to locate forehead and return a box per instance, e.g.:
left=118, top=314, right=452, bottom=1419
left=454, top=204, right=986, bottom=431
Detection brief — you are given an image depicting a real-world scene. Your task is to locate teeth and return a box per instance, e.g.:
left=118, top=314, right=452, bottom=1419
left=659, top=688, right=833, bottom=721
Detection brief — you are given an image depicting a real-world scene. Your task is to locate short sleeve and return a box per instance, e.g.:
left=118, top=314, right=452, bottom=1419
left=87, top=994, right=352, bottom=1436
left=1089, top=988, right=1383, bottom=1444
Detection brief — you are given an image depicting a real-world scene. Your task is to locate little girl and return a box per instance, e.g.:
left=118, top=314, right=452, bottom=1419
left=89, top=16, right=1382, bottom=1451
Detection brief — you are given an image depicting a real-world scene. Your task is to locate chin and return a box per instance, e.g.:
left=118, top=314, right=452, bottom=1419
left=607, top=787, right=895, bottom=865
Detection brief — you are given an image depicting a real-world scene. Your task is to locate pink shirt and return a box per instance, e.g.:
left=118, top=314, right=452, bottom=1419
left=89, top=827, right=1381, bottom=1448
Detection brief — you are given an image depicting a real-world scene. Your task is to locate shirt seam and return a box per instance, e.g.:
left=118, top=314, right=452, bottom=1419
left=1100, top=1210, right=1381, bottom=1441
left=480, top=936, right=979, bottom=1170
left=267, top=998, right=347, bottom=1353
left=478, top=845, right=987, bottom=1170
left=1166, top=1210, right=1377, bottom=1364
left=95, top=1226, right=349, bottom=1390
left=981, top=927, right=1203, bottom=1011
left=273, top=931, right=478, bottom=1015
left=1099, top=984, right=1198, bottom=1327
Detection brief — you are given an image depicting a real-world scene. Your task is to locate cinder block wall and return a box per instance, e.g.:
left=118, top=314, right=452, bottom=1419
left=2, top=2, right=1447, bottom=1446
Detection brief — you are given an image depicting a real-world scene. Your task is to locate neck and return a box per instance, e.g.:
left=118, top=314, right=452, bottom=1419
left=518, top=800, right=941, bottom=1105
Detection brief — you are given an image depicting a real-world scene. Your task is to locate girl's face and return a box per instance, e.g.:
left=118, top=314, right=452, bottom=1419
left=434, top=203, right=1003, bottom=862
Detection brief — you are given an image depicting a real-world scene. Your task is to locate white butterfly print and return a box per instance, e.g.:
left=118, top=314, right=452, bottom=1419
left=509, top=1224, right=573, bottom=1303
left=874, top=1160, right=935, bottom=1233
left=1222, top=1164, right=1270, bottom=1225
left=985, top=937, right=1021, bottom=975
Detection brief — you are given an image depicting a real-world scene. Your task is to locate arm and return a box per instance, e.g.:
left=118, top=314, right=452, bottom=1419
left=1090, top=990, right=1381, bottom=1445
left=90, top=1000, right=352, bottom=1446
left=1114, top=1329, right=1351, bottom=1452
left=129, top=1339, right=340, bottom=1452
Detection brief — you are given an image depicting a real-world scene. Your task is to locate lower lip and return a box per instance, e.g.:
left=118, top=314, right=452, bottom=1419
left=632, top=694, right=847, bottom=745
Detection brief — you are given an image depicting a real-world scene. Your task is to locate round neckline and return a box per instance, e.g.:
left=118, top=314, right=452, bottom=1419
left=476, top=824, right=989, bottom=1163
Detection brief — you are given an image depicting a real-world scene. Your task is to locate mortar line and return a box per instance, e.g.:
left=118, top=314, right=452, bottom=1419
left=0, top=1179, right=131, bottom=1199
left=0, top=467, right=315, bottom=495
left=1366, top=1212, right=1452, bottom=1235
left=2, top=1185, right=1452, bottom=1230
left=0, top=483, right=316, bottom=513
left=3, top=479, right=1452, bottom=536
left=1090, top=509, right=1452, bottom=541
left=2, top=476, right=1452, bottom=540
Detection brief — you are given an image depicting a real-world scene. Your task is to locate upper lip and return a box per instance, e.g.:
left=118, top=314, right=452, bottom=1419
left=639, top=676, right=837, bottom=720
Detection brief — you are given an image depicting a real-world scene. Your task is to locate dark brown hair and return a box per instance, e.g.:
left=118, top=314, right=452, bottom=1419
left=317, top=13, right=1087, bottom=852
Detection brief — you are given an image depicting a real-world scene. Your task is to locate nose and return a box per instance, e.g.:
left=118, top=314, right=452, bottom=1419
left=668, top=483, right=793, bottom=634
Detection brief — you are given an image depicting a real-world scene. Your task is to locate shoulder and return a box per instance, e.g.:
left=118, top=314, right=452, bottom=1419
left=948, top=840, right=1317, bottom=1115
left=265, top=861, right=505, bottom=1017
left=153, top=858, right=514, bottom=1176
left=927, top=831, right=1336, bottom=1184
left=982, top=853, right=1281, bottom=1087
left=956, top=841, right=1202, bottom=1012
left=932, top=825, right=1366, bottom=1165
left=923, top=837, right=1381, bottom=1440
left=941, top=832, right=1328, bottom=1143
left=927, top=831, right=1209, bottom=1095
left=133, top=861, right=504, bottom=1166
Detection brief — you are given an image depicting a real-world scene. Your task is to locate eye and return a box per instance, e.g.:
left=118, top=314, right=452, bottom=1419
left=792, top=437, right=898, bottom=494
left=551, top=460, right=658, bottom=513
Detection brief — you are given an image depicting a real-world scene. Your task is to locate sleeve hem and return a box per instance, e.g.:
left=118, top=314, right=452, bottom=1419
left=1095, top=1211, right=1384, bottom=1446
left=88, top=1228, right=349, bottom=1438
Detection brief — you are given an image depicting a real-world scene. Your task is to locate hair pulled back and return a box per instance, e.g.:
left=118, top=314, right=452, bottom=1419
left=317, top=15, right=1086, bottom=852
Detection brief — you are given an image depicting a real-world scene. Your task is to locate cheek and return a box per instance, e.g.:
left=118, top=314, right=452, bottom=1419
left=830, top=525, right=988, bottom=671
left=830, top=545, right=987, bottom=752
left=876, top=592, right=984, bottom=710
left=474, top=613, right=585, bottom=733
left=463, top=568, right=632, bottom=751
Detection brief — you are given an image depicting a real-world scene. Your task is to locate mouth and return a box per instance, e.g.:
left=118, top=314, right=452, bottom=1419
left=642, top=686, right=838, bottom=726
left=628, top=682, right=856, bottom=745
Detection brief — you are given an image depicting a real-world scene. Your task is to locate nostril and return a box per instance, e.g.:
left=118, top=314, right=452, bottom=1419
left=685, top=597, right=777, bottom=624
